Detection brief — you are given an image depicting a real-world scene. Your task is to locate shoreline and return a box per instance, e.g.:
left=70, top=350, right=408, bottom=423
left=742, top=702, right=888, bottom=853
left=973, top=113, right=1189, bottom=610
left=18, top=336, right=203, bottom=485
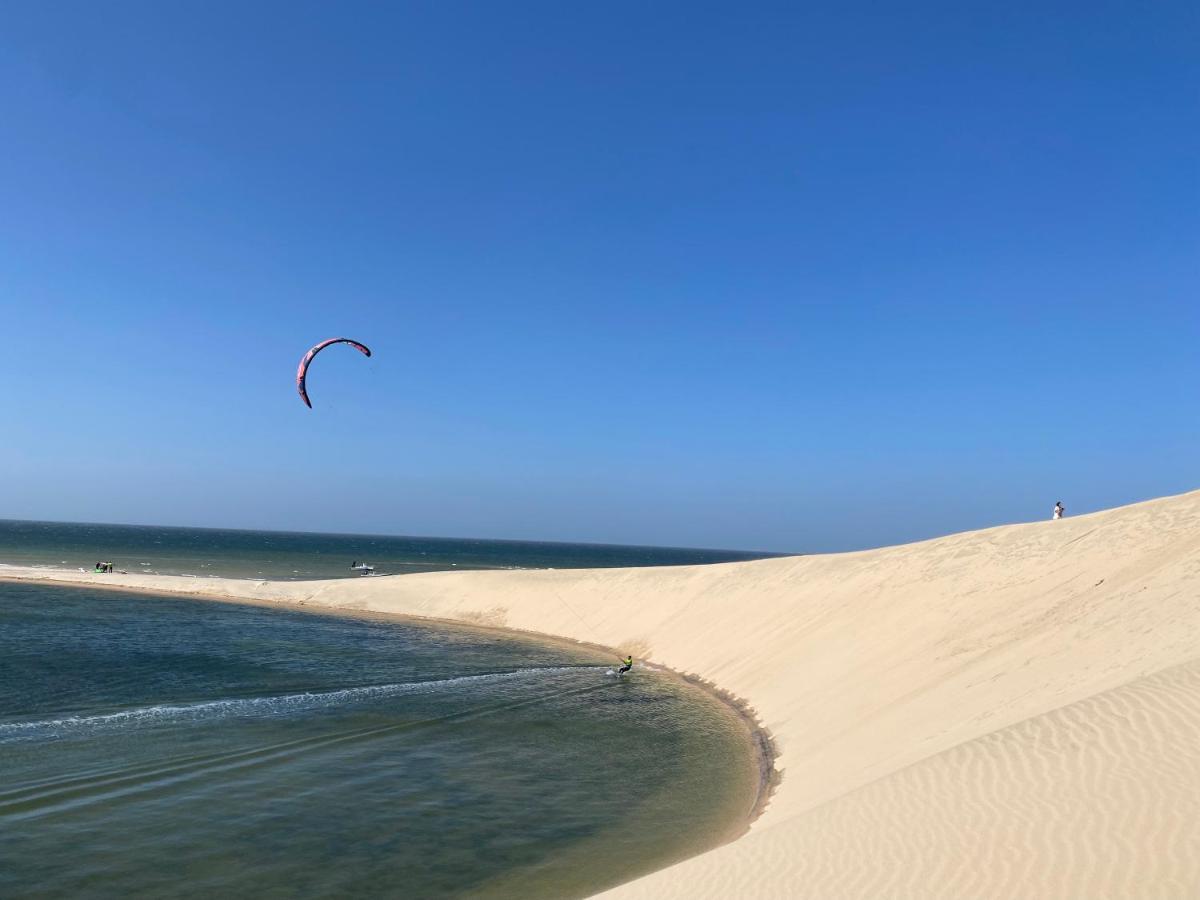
left=4, top=487, right=1200, bottom=897
left=0, top=566, right=779, bottom=856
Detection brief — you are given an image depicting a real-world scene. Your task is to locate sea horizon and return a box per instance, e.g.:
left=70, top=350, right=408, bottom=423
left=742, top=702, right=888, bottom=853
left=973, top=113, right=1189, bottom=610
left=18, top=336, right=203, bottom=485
left=0, top=518, right=786, bottom=582
left=0, top=515, right=792, bottom=557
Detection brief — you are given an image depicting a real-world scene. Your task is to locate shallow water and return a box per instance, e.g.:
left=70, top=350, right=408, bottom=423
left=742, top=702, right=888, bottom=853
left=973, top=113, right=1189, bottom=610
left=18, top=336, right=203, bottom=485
left=0, top=519, right=778, bottom=580
left=0, top=584, right=760, bottom=898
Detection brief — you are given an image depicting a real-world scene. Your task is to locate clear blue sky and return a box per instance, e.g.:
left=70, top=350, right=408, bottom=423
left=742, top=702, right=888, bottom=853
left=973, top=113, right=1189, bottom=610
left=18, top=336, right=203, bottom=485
left=1, top=2, right=1196, bottom=552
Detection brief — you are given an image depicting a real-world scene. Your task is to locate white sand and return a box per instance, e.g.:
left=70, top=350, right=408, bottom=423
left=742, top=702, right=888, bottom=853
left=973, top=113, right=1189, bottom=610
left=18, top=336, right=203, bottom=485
left=4, top=488, right=1199, bottom=897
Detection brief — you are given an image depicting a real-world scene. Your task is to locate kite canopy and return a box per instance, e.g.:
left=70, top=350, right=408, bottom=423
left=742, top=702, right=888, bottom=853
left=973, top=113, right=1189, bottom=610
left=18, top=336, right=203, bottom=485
left=296, top=338, right=372, bottom=408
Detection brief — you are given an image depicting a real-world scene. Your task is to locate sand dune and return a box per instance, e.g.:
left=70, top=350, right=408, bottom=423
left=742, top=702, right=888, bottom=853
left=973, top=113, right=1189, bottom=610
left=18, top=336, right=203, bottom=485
left=5, top=488, right=1200, bottom=897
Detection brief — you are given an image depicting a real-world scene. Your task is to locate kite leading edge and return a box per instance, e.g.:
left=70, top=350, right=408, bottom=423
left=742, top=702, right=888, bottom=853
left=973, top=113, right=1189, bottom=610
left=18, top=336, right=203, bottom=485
left=296, top=337, right=372, bottom=408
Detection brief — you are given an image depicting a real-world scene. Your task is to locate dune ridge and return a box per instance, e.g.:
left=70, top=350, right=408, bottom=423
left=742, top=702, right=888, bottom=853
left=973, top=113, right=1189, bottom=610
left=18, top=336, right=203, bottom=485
left=4, top=488, right=1200, bottom=897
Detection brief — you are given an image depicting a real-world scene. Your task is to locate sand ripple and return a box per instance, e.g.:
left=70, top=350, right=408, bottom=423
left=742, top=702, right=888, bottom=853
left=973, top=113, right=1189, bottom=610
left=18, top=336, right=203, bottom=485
left=602, top=659, right=1200, bottom=898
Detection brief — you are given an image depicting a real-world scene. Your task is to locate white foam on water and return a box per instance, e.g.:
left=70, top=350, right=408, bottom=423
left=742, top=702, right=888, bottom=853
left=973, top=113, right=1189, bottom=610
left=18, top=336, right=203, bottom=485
left=0, top=667, right=598, bottom=742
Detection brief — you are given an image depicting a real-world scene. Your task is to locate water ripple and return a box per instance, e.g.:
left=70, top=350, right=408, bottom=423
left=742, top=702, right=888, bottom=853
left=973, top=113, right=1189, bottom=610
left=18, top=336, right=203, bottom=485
left=0, top=666, right=598, bottom=742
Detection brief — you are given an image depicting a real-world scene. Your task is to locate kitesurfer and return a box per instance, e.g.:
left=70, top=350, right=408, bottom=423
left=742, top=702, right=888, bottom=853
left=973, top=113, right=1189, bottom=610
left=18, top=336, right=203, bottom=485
left=617, top=655, right=633, bottom=675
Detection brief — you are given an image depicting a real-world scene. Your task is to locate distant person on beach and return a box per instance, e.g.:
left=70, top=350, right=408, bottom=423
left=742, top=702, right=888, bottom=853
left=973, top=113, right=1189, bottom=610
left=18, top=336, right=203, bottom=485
left=617, top=655, right=633, bottom=675
left=1053, top=501, right=1065, bottom=520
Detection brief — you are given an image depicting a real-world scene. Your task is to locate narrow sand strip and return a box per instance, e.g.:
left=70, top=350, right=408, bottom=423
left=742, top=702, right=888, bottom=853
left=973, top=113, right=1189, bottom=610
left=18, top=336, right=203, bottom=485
left=4, top=488, right=1199, bottom=897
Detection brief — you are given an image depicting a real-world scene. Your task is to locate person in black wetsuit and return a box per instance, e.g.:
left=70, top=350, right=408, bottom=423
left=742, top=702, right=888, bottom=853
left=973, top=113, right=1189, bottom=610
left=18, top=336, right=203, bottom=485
left=617, top=655, right=633, bottom=675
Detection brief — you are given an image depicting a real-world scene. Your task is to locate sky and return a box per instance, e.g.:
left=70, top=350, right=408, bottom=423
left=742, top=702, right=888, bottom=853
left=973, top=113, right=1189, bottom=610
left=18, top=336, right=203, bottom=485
left=1, top=1, right=1196, bottom=553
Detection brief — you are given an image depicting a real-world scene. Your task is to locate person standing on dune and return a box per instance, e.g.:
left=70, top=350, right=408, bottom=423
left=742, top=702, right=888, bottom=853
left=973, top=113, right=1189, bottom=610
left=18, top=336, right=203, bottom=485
left=1053, top=501, right=1065, bottom=520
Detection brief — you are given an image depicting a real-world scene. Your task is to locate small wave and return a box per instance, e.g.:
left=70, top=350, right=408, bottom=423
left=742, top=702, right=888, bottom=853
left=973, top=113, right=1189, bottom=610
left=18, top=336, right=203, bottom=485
left=0, top=667, right=596, bottom=742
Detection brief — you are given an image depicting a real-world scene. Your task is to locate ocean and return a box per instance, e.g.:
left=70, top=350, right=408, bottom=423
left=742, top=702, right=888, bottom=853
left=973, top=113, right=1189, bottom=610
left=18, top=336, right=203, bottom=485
left=0, top=583, right=763, bottom=898
left=0, top=519, right=780, bottom=580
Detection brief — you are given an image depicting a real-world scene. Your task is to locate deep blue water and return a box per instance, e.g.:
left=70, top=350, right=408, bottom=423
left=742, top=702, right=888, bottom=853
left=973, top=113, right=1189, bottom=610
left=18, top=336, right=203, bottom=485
left=0, top=519, right=780, bottom=580
left=0, top=583, right=761, bottom=899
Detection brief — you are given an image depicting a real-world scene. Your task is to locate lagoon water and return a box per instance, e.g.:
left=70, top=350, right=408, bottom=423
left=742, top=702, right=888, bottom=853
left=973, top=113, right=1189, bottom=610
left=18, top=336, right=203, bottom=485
left=0, top=583, right=760, bottom=899
left=0, top=519, right=777, bottom=580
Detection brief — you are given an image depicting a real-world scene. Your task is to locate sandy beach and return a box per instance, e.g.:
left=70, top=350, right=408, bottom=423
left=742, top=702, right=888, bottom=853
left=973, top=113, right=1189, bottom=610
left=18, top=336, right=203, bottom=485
left=4, top=488, right=1199, bottom=898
